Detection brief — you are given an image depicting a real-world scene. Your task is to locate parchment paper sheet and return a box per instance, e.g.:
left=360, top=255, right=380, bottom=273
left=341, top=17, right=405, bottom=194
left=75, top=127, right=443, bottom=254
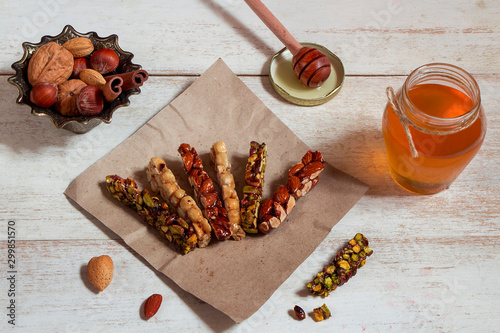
left=65, top=59, right=368, bottom=323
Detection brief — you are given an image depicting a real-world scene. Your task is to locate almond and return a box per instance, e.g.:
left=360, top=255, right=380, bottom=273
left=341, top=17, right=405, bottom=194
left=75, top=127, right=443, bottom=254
left=312, top=151, right=325, bottom=163
left=79, top=68, right=106, bottom=87
left=259, top=198, right=274, bottom=218
left=286, top=176, right=301, bottom=194
left=200, top=192, right=218, bottom=208
left=272, top=185, right=290, bottom=205
left=296, top=180, right=313, bottom=197
left=310, top=177, right=320, bottom=190
left=297, top=161, right=324, bottom=181
left=182, top=151, right=194, bottom=172
left=285, top=195, right=296, bottom=214
left=189, top=173, right=202, bottom=190
left=273, top=201, right=287, bottom=223
left=199, top=178, right=214, bottom=194
left=259, top=214, right=281, bottom=230
left=288, top=163, right=304, bottom=177
left=258, top=219, right=270, bottom=234
left=144, top=294, right=162, bottom=319
left=87, top=255, right=113, bottom=292
left=204, top=206, right=219, bottom=219
left=62, top=37, right=94, bottom=58
left=301, top=150, right=313, bottom=165
left=266, top=214, right=282, bottom=229
left=193, top=156, right=203, bottom=169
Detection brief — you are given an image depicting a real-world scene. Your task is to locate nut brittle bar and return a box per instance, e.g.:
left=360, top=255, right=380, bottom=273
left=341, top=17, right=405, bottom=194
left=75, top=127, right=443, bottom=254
left=307, top=233, right=373, bottom=296
left=257, top=150, right=325, bottom=234
left=240, top=141, right=267, bottom=234
left=210, top=141, right=245, bottom=240
left=178, top=143, right=232, bottom=240
left=105, top=175, right=197, bottom=254
left=147, top=157, right=212, bottom=247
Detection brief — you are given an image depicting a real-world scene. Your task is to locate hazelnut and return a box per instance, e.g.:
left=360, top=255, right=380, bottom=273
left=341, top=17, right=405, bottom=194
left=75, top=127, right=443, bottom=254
left=30, top=82, right=58, bottom=108
left=77, top=86, right=104, bottom=116
left=90, top=48, right=119, bottom=74
left=72, top=58, right=90, bottom=78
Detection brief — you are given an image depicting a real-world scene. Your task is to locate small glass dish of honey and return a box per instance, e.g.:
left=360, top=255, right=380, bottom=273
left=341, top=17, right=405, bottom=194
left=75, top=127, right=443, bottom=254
left=382, top=63, right=486, bottom=194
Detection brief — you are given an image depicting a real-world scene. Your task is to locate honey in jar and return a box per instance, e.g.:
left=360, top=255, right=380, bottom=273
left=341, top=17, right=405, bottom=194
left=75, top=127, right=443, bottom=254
left=382, top=63, right=486, bottom=194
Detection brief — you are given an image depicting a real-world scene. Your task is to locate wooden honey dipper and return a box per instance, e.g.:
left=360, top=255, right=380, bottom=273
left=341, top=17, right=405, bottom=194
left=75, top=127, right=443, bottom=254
left=244, top=0, right=332, bottom=88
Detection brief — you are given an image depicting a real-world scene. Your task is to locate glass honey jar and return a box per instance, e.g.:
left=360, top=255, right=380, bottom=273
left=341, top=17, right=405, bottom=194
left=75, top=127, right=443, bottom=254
left=382, top=63, right=486, bottom=194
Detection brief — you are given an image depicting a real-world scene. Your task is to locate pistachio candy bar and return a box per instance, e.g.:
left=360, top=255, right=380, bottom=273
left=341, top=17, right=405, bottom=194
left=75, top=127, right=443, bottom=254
left=210, top=141, right=245, bottom=240
left=147, top=157, right=212, bottom=247
left=105, top=175, right=197, bottom=254
left=178, top=143, right=232, bottom=240
left=307, top=233, right=373, bottom=296
left=257, top=150, right=324, bottom=234
left=240, top=141, right=267, bottom=234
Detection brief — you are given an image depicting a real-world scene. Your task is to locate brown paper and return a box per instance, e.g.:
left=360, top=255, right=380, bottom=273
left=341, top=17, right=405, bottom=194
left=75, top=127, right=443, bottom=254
left=65, top=58, right=368, bottom=323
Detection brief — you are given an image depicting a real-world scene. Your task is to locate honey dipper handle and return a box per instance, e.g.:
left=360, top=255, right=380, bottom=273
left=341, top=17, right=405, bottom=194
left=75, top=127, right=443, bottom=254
left=244, top=0, right=302, bottom=55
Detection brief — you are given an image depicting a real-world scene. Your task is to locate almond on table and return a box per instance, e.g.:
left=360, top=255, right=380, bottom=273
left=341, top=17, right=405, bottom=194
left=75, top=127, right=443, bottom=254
left=144, top=294, right=162, bottom=319
left=87, top=255, right=113, bottom=292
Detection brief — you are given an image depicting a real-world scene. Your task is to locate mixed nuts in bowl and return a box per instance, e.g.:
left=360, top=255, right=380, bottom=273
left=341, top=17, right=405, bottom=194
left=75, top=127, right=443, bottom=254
left=9, top=25, right=148, bottom=133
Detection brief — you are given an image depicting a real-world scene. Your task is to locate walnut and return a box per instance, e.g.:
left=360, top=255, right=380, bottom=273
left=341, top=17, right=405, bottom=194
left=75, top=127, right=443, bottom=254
left=27, top=42, right=74, bottom=86
left=56, top=79, right=86, bottom=116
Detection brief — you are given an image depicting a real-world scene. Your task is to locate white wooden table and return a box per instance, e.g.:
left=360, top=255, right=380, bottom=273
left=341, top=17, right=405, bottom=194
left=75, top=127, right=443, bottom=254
left=1, top=1, right=499, bottom=331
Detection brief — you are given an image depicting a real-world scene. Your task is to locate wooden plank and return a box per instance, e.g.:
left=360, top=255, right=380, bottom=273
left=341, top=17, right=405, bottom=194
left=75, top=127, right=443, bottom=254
left=1, top=0, right=499, bottom=76
left=1, top=0, right=499, bottom=328
left=0, top=234, right=498, bottom=331
left=1, top=75, right=498, bottom=242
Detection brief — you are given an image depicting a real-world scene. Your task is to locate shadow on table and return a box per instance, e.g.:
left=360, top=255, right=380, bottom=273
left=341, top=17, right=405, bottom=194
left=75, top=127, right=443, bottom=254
left=324, top=126, right=417, bottom=197
left=255, top=74, right=416, bottom=197
left=118, top=241, right=236, bottom=331
left=1, top=77, right=196, bottom=154
left=0, top=80, right=80, bottom=152
left=200, top=0, right=276, bottom=61
left=80, top=264, right=100, bottom=295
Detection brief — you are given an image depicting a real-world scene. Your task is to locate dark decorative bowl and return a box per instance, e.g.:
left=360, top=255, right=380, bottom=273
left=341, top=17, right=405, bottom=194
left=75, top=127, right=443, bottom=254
left=8, top=25, right=143, bottom=134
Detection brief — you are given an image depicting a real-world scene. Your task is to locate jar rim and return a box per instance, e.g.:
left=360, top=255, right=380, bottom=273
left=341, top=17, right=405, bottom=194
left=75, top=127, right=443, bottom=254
left=401, top=62, right=481, bottom=134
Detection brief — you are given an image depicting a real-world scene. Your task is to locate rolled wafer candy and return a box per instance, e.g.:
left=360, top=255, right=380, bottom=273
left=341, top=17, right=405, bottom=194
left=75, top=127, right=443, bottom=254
left=101, top=76, right=123, bottom=103
left=105, top=69, right=149, bottom=91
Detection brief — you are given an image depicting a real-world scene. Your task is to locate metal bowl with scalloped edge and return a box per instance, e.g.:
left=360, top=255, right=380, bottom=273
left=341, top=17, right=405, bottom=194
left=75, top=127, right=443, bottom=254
left=8, top=25, right=144, bottom=134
